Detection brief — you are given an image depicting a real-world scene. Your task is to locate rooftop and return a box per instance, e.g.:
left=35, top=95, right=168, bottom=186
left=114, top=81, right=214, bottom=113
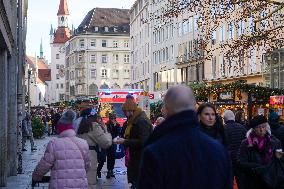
left=76, top=8, right=130, bottom=35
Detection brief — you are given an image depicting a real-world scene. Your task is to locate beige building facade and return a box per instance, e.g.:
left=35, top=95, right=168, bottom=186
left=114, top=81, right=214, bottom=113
left=65, top=8, right=131, bottom=100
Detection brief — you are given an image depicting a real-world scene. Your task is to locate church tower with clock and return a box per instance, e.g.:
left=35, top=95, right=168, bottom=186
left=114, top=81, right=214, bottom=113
left=49, top=0, right=70, bottom=103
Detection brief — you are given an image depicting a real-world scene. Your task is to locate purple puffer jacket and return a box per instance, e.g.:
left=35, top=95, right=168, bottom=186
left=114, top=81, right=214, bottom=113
left=32, top=129, right=91, bottom=189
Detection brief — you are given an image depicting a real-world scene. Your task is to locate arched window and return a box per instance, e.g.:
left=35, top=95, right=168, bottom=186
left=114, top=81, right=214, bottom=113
left=89, top=84, right=98, bottom=95
left=61, top=16, right=64, bottom=23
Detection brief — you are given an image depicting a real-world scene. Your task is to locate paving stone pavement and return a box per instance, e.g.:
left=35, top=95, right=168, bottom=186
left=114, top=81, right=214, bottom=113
left=1, top=136, right=130, bottom=189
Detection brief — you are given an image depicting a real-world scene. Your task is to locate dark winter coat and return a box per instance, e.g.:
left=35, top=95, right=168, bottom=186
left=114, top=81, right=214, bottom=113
left=124, top=111, right=152, bottom=184
left=138, top=110, right=233, bottom=189
left=224, top=120, right=247, bottom=166
left=238, top=134, right=282, bottom=189
left=200, top=121, right=227, bottom=146
left=106, top=121, right=121, bottom=139
left=270, top=122, right=284, bottom=149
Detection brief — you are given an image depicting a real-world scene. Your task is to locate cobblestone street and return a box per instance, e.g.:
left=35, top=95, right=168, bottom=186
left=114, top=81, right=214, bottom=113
left=0, top=136, right=129, bottom=189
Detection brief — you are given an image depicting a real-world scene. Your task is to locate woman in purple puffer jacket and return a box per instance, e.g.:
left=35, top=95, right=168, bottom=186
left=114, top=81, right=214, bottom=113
left=32, top=110, right=91, bottom=189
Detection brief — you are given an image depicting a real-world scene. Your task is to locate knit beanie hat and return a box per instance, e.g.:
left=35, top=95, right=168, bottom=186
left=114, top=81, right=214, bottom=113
left=58, top=110, right=77, bottom=125
left=250, top=115, right=267, bottom=128
left=268, top=111, right=279, bottom=123
left=224, top=110, right=235, bottom=122
left=80, top=108, right=97, bottom=117
left=122, top=98, right=137, bottom=111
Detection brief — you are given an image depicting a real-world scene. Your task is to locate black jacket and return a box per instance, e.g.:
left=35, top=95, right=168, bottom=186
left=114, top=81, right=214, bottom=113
left=124, top=111, right=152, bottom=184
left=238, top=135, right=282, bottom=189
left=138, top=110, right=232, bottom=189
left=106, top=121, right=121, bottom=139
left=270, top=122, right=284, bottom=149
left=224, top=120, right=247, bottom=166
left=200, top=121, right=227, bottom=147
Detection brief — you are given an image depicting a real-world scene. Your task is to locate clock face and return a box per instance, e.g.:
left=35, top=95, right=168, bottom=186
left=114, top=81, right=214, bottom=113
left=59, top=47, right=65, bottom=53
left=59, top=68, right=65, bottom=78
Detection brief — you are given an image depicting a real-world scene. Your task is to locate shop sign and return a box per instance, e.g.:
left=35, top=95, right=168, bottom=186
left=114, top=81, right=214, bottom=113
left=220, top=92, right=233, bottom=100
left=149, top=93, right=154, bottom=100
left=270, top=96, right=284, bottom=105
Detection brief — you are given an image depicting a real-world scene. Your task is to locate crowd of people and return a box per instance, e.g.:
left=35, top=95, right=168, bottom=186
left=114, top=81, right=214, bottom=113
left=29, top=85, right=284, bottom=189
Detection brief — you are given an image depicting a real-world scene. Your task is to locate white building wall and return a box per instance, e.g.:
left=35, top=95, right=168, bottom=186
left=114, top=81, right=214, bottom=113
left=50, top=43, right=66, bottom=102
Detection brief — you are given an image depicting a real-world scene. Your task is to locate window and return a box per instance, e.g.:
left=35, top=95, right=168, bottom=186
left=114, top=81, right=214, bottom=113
left=56, top=74, right=60, bottom=80
left=56, top=83, right=59, bottom=89
left=212, top=30, right=216, bottom=45
left=95, top=27, right=99, bottom=32
left=228, top=21, right=234, bottom=39
left=56, top=64, right=59, bottom=69
left=212, top=56, right=216, bottom=79
left=194, top=15, right=198, bottom=31
left=124, top=54, right=130, bottom=63
left=238, top=19, right=245, bottom=37
left=114, top=54, right=119, bottom=62
left=102, top=40, right=107, bottom=47
left=101, top=69, right=107, bottom=77
left=113, top=40, right=118, bottom=48
left=124, top=69, right=130, bottom=78
left=170, top=45, right=174, bottom=60
left=102, top=54, right=108, bottom=63
left=61, top=84, right=64, bottom=89
left=183, top=20, right=188, bottom=34
left=220, top=25, right=224, bottom=42
left=90, top=69, right=97, bottom=78
left=56, top=54, right=59, bottom=59
left=188, top=17, right=192, bottom=33
left=105, top=27, right=109, bottom=32
left=113, top=69, right=119, bottom=78
left=260, top=11, right=268, bottom=30
left=59, top=94, right=64, bottom=101
left=78, top=54, right=83, bottom=62
left=219, top=54, right=225, bottom=77
left=79, top=39, right=85, bottom=48
left=178, top=22, right=182, bottom=36
left=248, top=16, right=254, bottom=33
left=90, top=39, right=96, bottom=47
left=61, top=32, right=64, bottom=38
left=90, top=54, right=96, bottom=63
left=124, top=40, right=129, bottom=47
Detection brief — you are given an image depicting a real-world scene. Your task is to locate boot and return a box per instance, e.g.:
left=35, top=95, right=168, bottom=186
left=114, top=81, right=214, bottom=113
left=97, top=170, right=101, bottom=179
left=106, top=170, right=112, bottom=179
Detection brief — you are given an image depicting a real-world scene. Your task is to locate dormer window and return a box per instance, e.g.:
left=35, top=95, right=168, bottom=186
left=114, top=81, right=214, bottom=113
left=105, top=27, right=109, bottom=32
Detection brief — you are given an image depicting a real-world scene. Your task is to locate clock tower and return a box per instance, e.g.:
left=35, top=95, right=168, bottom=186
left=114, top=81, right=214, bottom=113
left=49, top=0, right=70, bottom=103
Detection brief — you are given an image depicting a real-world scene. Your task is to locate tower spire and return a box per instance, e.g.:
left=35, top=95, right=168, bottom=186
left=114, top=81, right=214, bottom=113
left=57, top=0, right=69, bottom=16
left=50, top=24, right=53, bottom=36
left=40, top=38, right=43, bottom=59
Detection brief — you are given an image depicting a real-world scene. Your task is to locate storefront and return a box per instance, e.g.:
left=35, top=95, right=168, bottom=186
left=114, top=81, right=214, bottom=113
left=269, top=96, right=284, bottom=119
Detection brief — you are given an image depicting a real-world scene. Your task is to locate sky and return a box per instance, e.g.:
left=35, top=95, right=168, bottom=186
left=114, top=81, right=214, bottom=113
left=26, top=0, right=135, bottom=62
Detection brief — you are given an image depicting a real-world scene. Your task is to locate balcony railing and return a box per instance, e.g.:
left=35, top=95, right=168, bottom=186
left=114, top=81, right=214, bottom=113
left=176, top=52, right=204, bottom=65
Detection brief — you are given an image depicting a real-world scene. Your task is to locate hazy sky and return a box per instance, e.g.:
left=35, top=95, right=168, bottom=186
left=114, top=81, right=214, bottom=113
left=26, top=0, right=135, bottom=62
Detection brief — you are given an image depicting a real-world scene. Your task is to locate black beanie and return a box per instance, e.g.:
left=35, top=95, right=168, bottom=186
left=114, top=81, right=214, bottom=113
left=250, top=115, right=267, bottom=128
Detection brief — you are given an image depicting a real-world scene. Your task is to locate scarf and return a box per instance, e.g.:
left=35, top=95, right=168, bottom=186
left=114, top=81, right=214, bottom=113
left=248, top=131, right=273, bottom=164
left=124, top=108, right=143, bottom=139
left=56, top=123, right=74, bottom=134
